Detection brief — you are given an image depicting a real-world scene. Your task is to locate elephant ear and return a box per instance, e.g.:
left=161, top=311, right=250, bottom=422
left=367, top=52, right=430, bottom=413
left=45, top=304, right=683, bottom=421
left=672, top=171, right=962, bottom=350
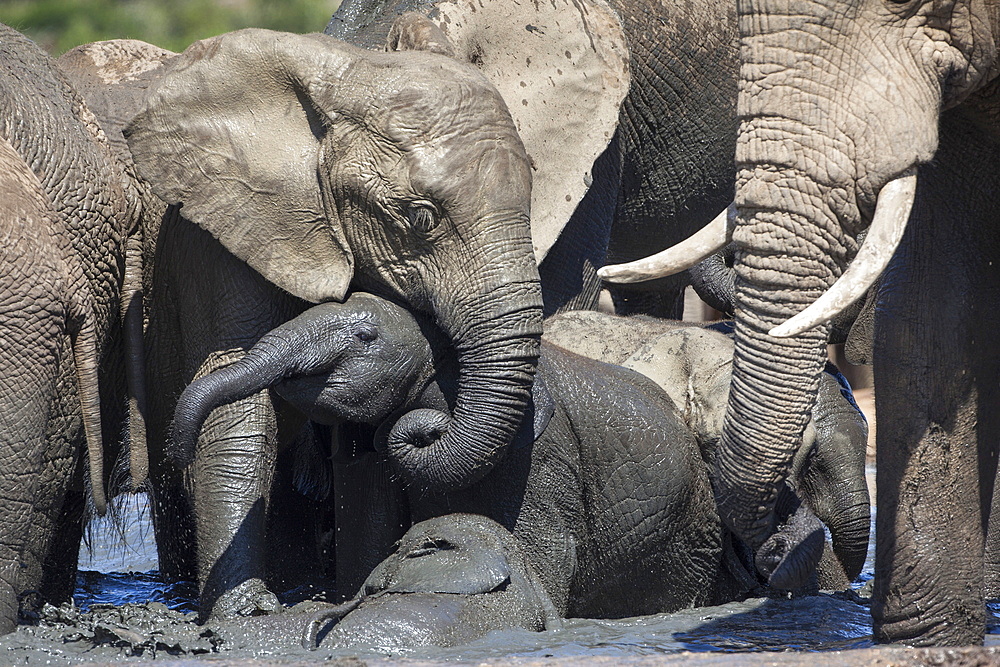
left=530, top=373, right=555, bottom=441
left=124, top=29, right=357, bottom=303
left=388, top=0, right=630, bottom=262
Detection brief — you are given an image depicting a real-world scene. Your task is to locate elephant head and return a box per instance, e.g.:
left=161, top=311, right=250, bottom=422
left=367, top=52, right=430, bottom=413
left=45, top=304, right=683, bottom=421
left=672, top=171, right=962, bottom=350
left=173, top=293, right=561, bottom=488
left=302, top=513, right=561, bottom=649
left=171, top=293, right=440, bottom=445
left=601, top=0, right=999, bottom=584
left=327, top=0, right=631, bottom=264
left=124, top=28, right=598, bottom=492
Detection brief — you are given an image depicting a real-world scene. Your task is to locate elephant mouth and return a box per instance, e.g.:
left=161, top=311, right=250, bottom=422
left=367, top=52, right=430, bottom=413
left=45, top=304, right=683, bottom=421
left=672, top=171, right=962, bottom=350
left=768, top=169, right=916, bottom=337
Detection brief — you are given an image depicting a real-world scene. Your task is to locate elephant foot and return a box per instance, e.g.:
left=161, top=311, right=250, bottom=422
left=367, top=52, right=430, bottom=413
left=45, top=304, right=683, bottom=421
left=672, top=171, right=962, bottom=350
left=210, top=578, right=281, bottom=620
left=754, top=504, right=825, bottom=591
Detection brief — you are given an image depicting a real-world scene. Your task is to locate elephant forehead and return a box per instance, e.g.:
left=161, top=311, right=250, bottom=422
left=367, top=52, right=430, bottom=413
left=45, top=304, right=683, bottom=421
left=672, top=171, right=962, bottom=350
left=374, top=58, right=516, bottom=136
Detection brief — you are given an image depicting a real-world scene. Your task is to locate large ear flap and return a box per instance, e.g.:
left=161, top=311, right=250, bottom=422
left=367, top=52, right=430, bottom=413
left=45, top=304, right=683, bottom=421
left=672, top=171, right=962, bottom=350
left=389, top=0, right=630, bottom=262
left=124, top=29, right=360, bottom=303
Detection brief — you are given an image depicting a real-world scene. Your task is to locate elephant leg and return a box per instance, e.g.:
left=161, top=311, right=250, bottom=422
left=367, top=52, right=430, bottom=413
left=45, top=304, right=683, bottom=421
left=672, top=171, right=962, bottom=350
left=263, top=424, right=336, bottom=598
left=193, top=350, right=281, bottom=620
left=146, top=217, right=305, bottom=618
left=0, top=410, right=64, bottom=632
left=333, top=430, right=409, bottom=599
left=985, top=476, right=1000, bottom=598
left=38, top=453, right=86, bottom=608
left=871, top=117, right=1000, bottom=645
left=144, top=215, right=197, bottom=582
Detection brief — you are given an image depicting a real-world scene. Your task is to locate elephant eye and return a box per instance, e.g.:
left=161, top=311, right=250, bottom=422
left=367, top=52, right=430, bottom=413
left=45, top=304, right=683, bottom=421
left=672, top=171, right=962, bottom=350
left=406, top=201, right=440, bottom=234
left=405, top=538, right=455, bottom=558
left=406, top=540, right=440, bottom=558
left=354, top=323, right=378, bottom=343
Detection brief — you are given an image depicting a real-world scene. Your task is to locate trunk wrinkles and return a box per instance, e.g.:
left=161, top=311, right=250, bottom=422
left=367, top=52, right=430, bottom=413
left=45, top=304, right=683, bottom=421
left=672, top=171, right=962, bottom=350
left=716, top=159, right=855, bottom=555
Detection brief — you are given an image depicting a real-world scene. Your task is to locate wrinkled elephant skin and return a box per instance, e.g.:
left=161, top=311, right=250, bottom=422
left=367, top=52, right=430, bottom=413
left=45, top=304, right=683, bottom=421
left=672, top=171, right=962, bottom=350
left=543, top=310, right=870, bottom=588
left=327, top=0, right=738, bottom=318
left=174, top=293, right=750, bottom=617
left=706, top=0, right=1000, bottom=646
left=0, top=25, right=140, bottom=634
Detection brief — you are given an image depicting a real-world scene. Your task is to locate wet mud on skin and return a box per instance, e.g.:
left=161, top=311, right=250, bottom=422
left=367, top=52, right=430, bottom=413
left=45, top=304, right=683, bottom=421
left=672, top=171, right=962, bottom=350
left=3, top=495, right=1000, bottom=665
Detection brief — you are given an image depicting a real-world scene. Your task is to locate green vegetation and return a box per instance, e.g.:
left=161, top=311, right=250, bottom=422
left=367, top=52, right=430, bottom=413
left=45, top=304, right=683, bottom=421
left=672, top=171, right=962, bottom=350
left=0, top=0, right=340, bottom=55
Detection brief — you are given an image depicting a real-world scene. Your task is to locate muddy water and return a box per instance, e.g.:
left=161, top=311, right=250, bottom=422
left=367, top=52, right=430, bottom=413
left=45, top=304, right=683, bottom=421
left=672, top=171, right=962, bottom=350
left=1, top=492, right=998, bottom=664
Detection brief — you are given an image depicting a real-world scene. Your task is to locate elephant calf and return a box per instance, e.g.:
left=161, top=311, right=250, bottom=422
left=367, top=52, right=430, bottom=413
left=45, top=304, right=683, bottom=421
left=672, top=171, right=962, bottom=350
left=543, top=310, right=871, bottom=589
left=303, top=514, right=561, bottom=650
left=173, top=293, right=756, bottom=619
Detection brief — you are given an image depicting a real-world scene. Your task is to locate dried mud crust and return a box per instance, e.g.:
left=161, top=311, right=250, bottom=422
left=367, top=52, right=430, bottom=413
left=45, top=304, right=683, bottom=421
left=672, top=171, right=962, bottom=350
left=10, top=602, right=217, bottom=659
left=2, top=598, right=998, bottom=666
left=2, top=599, right=339, bottom=663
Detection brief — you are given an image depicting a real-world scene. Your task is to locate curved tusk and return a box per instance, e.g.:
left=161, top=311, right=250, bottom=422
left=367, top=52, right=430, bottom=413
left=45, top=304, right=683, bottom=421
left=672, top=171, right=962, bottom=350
left=770, top=170, right=917, bottom=338
left=597, top=203, right=737, bottom=284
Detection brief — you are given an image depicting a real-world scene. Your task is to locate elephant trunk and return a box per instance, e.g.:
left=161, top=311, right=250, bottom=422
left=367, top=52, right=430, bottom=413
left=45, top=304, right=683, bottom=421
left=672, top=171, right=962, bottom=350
left=171, top=334, right=300, bottom=464
left=820, top=487, right=870, bottom=581
left=384, top=279, right=542, bottom=492
left=796, top=370, right=872, bottom=580
left=715, top=157, right=855, bottom=585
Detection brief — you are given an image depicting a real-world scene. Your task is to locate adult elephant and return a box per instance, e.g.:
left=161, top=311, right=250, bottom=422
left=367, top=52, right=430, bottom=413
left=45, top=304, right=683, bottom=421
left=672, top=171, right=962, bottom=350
left=0, top=26, right=143, bottom=634
left=602, top=0, right=1000, bottom=646
left=119, top=24, right=627, bottom=619
left=326, top=0, right=739, bottom=318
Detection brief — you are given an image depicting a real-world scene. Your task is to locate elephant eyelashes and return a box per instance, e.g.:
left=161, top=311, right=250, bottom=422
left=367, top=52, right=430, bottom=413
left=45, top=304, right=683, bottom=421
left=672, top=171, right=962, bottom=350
left=406, top=538, right=455, bottom=558
left=406, top=203, right=440, bottom=234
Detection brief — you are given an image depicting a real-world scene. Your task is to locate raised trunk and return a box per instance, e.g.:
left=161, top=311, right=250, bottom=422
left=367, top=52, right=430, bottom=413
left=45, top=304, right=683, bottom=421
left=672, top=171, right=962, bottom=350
left=171, top=337, right=298, bottom=463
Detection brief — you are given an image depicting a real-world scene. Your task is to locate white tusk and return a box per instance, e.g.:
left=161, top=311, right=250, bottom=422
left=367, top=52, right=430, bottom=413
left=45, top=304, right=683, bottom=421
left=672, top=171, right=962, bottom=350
left=597, top=203, right=737, bottom=284
left=770, top=170, right=917, bottom=338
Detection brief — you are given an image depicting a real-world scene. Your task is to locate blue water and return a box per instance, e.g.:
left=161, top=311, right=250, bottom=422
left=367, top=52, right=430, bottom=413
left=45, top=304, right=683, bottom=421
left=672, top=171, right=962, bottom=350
left=75, top=493, right=197, bottom=613
left=72, top=492, right=879, bottom=656
left=69, top=489, right=1000, bottom=658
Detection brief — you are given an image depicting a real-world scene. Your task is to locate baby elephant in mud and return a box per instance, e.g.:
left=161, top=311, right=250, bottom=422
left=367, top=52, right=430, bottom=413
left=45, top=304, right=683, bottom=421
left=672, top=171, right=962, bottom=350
left=303, top=513, right=561, bottom=650
left=174, top=293, right=757, bottom=618
left=543, top=311, right=871, bottom=590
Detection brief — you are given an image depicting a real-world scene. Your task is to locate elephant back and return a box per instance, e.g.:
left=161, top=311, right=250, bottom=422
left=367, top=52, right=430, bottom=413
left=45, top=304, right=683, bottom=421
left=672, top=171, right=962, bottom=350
left=326, top=0, right=436, bottom=46
left=0, top=24, right=128, bottom=338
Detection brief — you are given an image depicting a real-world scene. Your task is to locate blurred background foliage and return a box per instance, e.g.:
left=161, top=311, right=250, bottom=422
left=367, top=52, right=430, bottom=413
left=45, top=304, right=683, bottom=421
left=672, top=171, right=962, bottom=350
left=0, top=0, right=341, bottom=55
